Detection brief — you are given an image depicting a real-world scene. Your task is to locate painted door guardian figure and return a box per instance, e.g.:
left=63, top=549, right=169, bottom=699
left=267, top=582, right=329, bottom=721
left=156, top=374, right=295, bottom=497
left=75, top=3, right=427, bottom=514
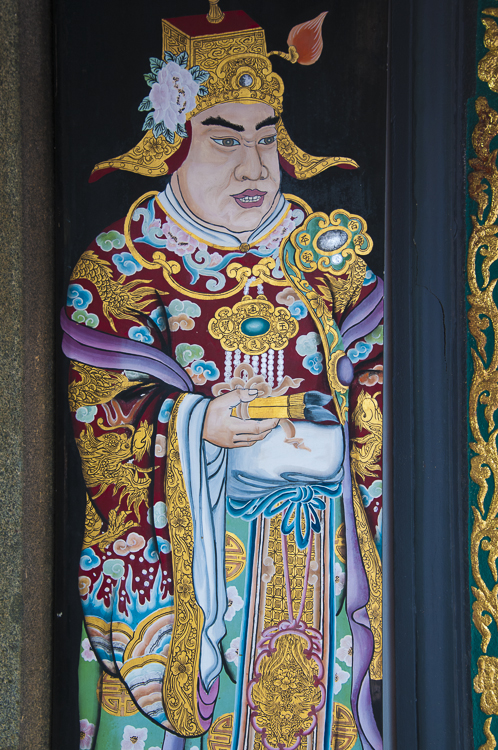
left=63, top=4, right=384, bottom=749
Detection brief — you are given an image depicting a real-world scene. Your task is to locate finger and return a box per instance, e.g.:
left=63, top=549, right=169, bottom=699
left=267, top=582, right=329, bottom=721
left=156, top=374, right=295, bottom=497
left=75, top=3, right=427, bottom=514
left=231, top=440, right=258, bottom=448
left=217, top=387, right=257, bottom=408
left=234, top=429, right=273, bottom=443
left=234, top=418, right=278, bottom=434
left=238, top=388, right=259, bottom=403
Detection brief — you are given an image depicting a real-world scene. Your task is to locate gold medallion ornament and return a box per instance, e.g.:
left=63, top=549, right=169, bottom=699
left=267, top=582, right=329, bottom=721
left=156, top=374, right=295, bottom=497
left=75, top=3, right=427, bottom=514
left=208, top=294, right=298, bottom=354
left=97, top=672, right=139, bottom=716
left=331, top=703, right=358, bottom=750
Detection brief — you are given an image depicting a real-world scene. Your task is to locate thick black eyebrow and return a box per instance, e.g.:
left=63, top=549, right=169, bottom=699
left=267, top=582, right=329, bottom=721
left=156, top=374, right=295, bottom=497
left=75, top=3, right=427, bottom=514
left=201, top=116, right=244, bottom=132
left=255, top=116, right=279, bottom=130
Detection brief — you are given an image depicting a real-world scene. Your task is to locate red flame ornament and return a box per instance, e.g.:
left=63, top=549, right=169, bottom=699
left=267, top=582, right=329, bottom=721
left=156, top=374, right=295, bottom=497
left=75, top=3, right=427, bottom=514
left=287, top=12, right=328, bottom=65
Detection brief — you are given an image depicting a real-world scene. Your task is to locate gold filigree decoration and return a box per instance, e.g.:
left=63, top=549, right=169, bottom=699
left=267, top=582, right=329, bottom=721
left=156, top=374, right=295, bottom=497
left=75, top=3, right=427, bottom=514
left=351, top=478, right=382, bottom=680
left=207, top=713, right=234, bottom=749
left=208, top=294, right=299, bottom=354
left=251, top=634, right=321, bottom=749
left=348, top=389, right=382, bottom=678
left=225, top=532, right=246, bottom=582
left=97, top=672, right=139, bottom=716
left=163, top=396, right=204, bottom=736
left=481, top=718, right=497, bottom=750
left=469, top=97, right=498, bottom=663
left=479, top=13, right=498, bottom=94
left=331, top=702, right=358, bottom=750
left=82, top=493, right=138, bottom=551
left=75, top=421, right=152, bottom=518
left=475, top=656, right=498, bottom=715
left=68, top=362, right=140, bottom=412
left=350, top=390, right=383, bottom=480
left=317, top=259, right=367, bottom=315
left=70, top=250, right=157, bottom=332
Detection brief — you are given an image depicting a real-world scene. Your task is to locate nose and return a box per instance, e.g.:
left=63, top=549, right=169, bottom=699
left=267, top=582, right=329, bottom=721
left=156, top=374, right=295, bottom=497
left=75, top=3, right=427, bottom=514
left=234, top=143, right=268, bottom=182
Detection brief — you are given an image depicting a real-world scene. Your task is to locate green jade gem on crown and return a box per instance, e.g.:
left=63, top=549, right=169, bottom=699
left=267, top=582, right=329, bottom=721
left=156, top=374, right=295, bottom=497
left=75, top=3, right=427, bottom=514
left=240, top=318, right=271, bottom=336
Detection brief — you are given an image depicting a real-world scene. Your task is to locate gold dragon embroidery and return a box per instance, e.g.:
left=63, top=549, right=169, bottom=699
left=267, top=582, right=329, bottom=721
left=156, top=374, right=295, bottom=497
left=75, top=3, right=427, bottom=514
left=350, top=390, right=382, bottom=479
left=317, top=258, right=367, bottom=315
left=75, top=420, right=153, bottom=517
left=82, top=493, right=139, bottom=551
left=71, top=250, right=158, bottom=331
left=68, top=362, right=140, bottom=411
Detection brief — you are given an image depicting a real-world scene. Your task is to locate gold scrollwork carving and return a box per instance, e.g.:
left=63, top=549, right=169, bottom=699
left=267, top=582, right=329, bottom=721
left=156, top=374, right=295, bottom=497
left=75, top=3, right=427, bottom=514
left=163, top=397, right=204, bottom=737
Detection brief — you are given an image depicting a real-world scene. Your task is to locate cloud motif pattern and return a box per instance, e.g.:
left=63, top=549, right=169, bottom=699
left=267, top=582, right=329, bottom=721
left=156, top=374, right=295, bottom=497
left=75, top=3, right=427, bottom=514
left=296, top=332, right=321, bottom=357
left=168, top=299, right=201, bottom=318
left=175, top=343, right=204, bottom=367
left=158, top=398, right=175, bottom=424
left=80, top=548, right=101, bottom=571
left=75, top=405, right=98, bottom=423
left=347, top=340, right=373, bottom=363
left=303, top=352, right=323, bottom=375
left=363, top=268, right=376, bottom=286
left=112, top=253, right=143, bottom=276
left=96, top=230, right=126, bottom=252
left=102, top=558, right=125, bottom=579
left=276, top=287, right=300, bottom=306
left=187, top=360, right=220, bottom=385
left=365, top=324, right=383, bottom=346
left=153, top=502, right=168, bottom=529
left=359, top=479, right=383, bottom=507
left=129, top=326, right=154, bottom=345
left=289, top=300, right=308, bottom=320
left=150, top=306, right=168, bottom=331
left=72, top=309, right=99, bottom=328
left=144, top=536, right=171, bottom=563
left=67, top=284, right=92, bottom=310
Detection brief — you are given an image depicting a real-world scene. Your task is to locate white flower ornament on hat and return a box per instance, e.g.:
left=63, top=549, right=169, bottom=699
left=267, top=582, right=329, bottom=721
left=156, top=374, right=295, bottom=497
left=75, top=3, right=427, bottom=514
left=139, top=51, right=210, bottom=143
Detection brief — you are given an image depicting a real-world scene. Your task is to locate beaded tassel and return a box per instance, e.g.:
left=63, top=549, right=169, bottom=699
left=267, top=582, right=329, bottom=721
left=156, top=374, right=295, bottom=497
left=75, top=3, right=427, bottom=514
left=277, top=349, right=284, bottom=386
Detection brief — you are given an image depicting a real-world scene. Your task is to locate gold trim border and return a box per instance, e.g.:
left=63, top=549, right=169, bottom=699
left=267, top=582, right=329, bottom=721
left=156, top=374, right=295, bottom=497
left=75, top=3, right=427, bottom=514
left=469, top=5, right=498, bottom=746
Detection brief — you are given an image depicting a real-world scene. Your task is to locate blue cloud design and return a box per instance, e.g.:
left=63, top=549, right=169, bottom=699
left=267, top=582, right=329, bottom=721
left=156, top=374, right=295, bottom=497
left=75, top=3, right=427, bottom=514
left=359, top=479, right=383, bottom=507
left=128, top=325, right=154, bottom=345
left=80, top=547, right=101, bottom=571
left=67, top=283, right=93, bottom=310
left=296, top=332, right=320, bottom=357
left=303, top=352, right=323, bottom=375
left=158, top=398, right=175, bottom=424
left=150, top=306, right=168, bottom=331
left=112, top=252, right=143, bottom=276
left=347, top=340, right=373, bottom=363
left=75, top=405, right=98, bottom=423
left=96, top=230, right=126, bottom=252
left=144, top=536, right=171, bottom=563
left=363, top=268, right=376, bottom=286
left=289, top=300, right=308, bottom=320
left=189, top=360, right=220, bottom=381
left=168, top=299, right=201, bottom=318
left=71, top=309, right=99, bottom=328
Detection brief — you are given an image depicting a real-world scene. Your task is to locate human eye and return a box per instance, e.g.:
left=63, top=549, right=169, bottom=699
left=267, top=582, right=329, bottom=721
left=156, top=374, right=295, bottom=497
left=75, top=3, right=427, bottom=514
left=212, top=137, right=240, bottom=147
left=258, top=134, right=277, bottom=146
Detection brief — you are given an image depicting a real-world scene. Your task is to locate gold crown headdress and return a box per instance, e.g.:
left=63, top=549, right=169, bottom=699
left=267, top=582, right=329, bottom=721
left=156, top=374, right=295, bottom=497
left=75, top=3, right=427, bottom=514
left=90, top=2, right=358, bottom=182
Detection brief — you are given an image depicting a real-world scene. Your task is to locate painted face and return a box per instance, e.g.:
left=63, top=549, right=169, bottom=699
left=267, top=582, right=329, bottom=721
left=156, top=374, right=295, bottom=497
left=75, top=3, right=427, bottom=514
left=175, top=102, right=281, bottom=234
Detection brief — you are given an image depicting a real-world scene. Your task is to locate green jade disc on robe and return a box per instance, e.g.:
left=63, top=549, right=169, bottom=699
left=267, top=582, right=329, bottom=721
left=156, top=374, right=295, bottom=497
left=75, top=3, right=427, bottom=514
left=240, top=317, right=270, bottom=336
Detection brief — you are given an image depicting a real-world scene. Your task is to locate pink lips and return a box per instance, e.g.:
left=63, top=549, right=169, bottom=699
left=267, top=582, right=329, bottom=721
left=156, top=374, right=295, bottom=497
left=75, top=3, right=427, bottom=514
left=231, top=189, right=267, bottom=209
